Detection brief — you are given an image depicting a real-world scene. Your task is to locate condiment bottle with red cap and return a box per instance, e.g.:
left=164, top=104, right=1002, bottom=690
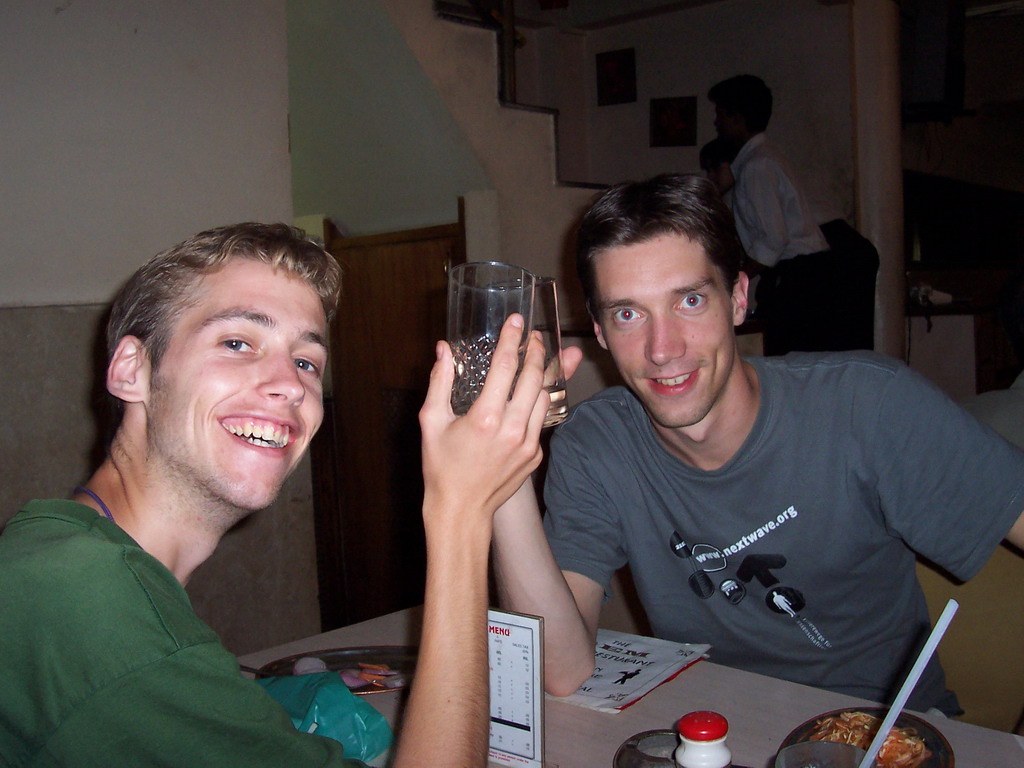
left=674, top=710, right=731, bottom=768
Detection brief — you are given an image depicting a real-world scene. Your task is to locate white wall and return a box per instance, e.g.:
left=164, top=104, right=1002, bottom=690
left=520, top=0, right=853, bottom=225
left=0, top=0, right=292, bottom=307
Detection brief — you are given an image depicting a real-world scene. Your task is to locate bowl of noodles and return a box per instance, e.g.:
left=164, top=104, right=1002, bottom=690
left=778, top=708, right=952, bottom=768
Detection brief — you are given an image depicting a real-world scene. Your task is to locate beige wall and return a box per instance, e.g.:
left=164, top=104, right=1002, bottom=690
left=0, top=1, right=293, bottom=308
left=0, top=0, right=319, bottom=655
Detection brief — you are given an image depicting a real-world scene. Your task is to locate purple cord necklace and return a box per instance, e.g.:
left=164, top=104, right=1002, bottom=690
left=74, top=486, right=115, bottom=523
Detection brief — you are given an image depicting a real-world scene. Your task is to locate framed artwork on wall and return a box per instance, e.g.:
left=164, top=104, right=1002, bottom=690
left=596, top=48, right=637, bottom=106
left=650, top=96, right=697, bottom=147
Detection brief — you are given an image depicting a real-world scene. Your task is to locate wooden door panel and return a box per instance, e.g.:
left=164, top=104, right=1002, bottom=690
left=313, top=222, right=464, bottom=628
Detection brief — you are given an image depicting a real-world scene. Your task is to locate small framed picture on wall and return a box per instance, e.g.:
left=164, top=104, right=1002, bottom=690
left=650, top=96, right=697, bottom=147
left=596, top=48, right=636, bottom=106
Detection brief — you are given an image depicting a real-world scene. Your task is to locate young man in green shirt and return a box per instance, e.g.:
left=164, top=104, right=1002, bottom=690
left=0, top=223, right=575, bottom=766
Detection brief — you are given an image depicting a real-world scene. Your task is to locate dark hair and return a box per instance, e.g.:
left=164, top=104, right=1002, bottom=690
left=707, top=74, right=773, bottom=134
left=699, top=137, right=738, bottom=172
left=575, top=174, right=745, bottom=315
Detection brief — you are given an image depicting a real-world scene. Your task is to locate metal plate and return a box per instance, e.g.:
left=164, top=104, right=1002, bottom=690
left=256, top=645, right=418, bottom=695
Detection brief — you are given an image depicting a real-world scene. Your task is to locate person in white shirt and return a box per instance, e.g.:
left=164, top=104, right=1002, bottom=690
left=707, top=75, right=876, bottom=355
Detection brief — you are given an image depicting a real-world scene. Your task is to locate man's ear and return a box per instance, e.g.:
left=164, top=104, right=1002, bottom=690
left=107, top=336, right=151, bottom=404
left=593, top=318, right=608, bottom=350
left=732, top=272, right=750, bottom=326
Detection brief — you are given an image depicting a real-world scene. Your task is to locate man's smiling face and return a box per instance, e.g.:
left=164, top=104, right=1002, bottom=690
left=142, top=258, right=328, bottom=521
left=592, top=233, right=748, bottom=447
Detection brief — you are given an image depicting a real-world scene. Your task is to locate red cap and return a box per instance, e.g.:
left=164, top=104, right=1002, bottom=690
left=676, top=710, right=729, bottom=741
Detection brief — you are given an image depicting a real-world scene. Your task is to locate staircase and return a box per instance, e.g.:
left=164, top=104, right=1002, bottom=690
left=376, top=0, right=599, bottom=320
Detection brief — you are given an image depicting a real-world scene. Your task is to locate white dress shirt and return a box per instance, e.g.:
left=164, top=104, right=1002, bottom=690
left=729, top=132, right=827, bottom=267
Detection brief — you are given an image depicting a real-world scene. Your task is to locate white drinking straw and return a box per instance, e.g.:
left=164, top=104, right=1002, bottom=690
left=856, top=599, right=959, bottom=768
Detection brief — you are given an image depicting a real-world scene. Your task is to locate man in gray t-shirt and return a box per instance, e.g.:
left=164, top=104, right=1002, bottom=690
left=491, top=174, right=1024, bottom=715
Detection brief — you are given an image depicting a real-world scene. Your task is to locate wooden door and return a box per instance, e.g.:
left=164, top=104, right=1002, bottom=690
left=311, top=220, right=465, bottom=628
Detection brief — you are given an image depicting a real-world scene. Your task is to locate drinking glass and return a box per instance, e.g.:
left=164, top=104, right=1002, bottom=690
left=532, top=276, right=569, bottom=427
left=447, top=262, right=535, bottom=415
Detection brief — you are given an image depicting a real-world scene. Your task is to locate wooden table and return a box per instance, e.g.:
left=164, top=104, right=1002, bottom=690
left=239, top=607, right=1024, bottom=767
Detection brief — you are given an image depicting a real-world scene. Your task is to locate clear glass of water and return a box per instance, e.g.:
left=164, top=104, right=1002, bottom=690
left=446, top=262, right=535, bottom=415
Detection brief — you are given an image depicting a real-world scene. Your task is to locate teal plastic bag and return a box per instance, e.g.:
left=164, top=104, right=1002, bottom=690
left=257, top=672, right=393, bottom=761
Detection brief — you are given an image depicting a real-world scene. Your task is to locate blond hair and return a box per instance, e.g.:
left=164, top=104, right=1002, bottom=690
left=106, top=222, right=341, bottom=371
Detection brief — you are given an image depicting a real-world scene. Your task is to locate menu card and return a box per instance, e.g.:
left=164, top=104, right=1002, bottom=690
left=487, top=609, right=544, bottom=768
left=558, top=629, right=710, bottom=714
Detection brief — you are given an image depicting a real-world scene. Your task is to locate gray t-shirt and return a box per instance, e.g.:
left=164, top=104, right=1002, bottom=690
left=543, top=352, right=1024, bottom=713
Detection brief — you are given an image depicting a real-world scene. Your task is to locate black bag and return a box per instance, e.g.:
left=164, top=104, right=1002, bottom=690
left=755, top=219, right=879, bottom=355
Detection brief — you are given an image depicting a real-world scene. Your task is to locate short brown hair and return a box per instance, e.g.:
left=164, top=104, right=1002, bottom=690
left=576, top=174, right=744, bottom=316
left=106, top=222, right=341, bottom=371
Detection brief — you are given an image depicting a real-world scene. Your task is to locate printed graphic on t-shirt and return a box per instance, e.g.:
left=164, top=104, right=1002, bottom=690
left=668, top=505, right=833, bottom=650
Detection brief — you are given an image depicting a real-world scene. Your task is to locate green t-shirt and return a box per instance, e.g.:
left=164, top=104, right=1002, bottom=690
left=0, top=500, right=364, bottom=767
